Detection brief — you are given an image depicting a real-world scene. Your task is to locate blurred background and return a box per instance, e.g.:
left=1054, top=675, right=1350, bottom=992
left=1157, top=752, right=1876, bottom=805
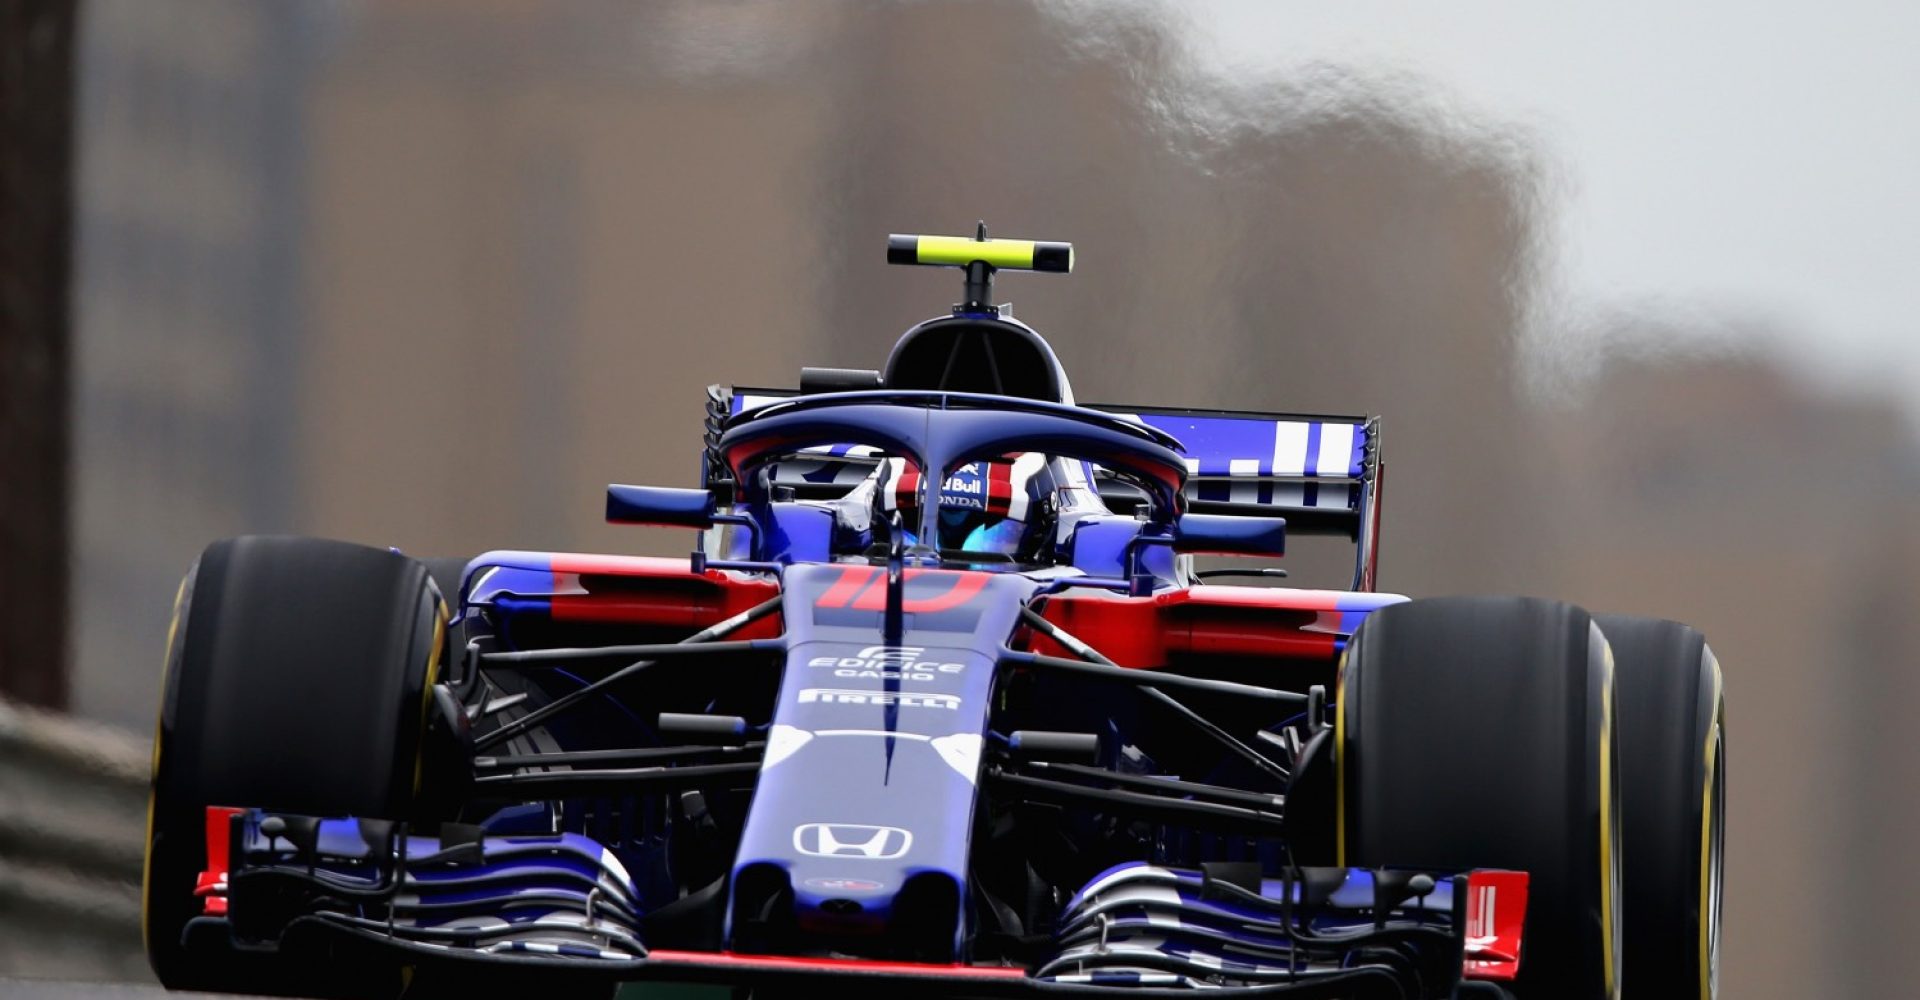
left=3, top=0, right=1917, bottom=994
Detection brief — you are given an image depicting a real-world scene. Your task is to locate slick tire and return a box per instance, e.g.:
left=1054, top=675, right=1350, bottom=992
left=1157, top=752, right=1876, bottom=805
left=1594, top=614, right=1725, bottom=999
left=1341, top=596, right=1620, bottom=1000
left=144, top=536, right=448, bottom=997
left=421, top=554, right=474, bottom=666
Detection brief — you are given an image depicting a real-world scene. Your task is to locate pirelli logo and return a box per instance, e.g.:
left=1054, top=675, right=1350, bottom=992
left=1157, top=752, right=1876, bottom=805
left=798, top=688, right=960, bottom=711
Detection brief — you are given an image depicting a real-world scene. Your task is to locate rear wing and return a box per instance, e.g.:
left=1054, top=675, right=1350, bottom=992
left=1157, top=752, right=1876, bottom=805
left=1088, top=404, right=1377, bottom=537
left=704, top=386, right=1384, bottom=590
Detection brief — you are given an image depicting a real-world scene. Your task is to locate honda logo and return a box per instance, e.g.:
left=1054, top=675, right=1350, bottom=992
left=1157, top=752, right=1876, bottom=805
left=792, top=823, right=913, bottom=860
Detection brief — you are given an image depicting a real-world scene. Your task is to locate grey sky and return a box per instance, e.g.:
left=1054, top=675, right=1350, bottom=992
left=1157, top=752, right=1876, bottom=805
left=1183, top=1, right=1920, bottom=398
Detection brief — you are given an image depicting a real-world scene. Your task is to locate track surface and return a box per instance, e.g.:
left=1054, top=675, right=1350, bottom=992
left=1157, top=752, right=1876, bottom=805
left=0, top=983, right=244, bottom=999
left=0, top=979, right=718, bottom=999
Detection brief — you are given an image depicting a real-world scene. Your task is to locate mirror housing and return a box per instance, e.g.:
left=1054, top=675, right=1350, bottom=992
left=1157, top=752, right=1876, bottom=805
left=1174, top=512, right=1286, bottom=558
left=606, top=485, right=716, bottom=528
left=800, top=367, right=883, bottom=393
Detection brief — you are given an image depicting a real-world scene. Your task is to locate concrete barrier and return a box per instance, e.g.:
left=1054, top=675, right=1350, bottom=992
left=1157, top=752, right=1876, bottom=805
left=0, top=700, right=731, bottom=997
left=0, top=698, right=151, bottom=980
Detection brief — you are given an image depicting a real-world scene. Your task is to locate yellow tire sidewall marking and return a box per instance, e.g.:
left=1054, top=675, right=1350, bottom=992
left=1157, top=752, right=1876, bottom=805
left=1334, top=648, right=1349, bottom=868
left=141, top=572, right=191, bottom=954
left=1699, top=652, right=1724, bottom=1000
left=1599, top=636, right=1620, bottom=1000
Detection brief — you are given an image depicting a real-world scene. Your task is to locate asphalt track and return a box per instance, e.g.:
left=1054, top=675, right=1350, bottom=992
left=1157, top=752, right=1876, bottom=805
left=0, top=981, right=721, bottom=999
left=0, top=983, right=236, bottom=1000
left=0, top=978, right=741, bottom=990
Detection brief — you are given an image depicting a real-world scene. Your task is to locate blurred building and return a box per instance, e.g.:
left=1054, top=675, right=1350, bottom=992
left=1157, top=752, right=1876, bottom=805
left=295, top=0, right=1551, bottom=597
left=1546, top=353, right=1920, bottom=998
left=295, top=1, right=842, bottom=561
left=70, top=0, right=331, bottom=725
left=811, top=2, right=1556, bottom=593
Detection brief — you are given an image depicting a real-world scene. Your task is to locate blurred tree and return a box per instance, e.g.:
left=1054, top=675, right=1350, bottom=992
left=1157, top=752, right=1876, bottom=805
left=0, top=0, right=75, bottom=709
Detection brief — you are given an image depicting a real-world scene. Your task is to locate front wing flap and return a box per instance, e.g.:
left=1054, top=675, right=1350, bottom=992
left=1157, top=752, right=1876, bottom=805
left=187, top=808, right=1526, bottom=998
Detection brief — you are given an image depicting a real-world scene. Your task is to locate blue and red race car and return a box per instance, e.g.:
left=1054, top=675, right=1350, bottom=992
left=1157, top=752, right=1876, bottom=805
left=142, top=230, right=1725, bottom=999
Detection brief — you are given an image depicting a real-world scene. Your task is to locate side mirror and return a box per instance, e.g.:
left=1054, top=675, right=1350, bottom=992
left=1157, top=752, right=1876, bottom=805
left=1174, top=512, right=1286, bottom=558
left=606, top=485, right=716, bottom=528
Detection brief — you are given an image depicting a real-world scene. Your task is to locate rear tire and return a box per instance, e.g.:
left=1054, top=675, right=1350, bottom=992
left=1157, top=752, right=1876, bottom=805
left=1595, top=614, right=1725, bottom=999
left=420, top=556, right=473, bottom=621
left=1341, top=596, right=1620, bottom=999
left=144, top=536, right=447, bottom=996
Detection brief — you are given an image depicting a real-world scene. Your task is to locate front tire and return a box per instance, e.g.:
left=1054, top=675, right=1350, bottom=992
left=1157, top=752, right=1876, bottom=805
left=1341, top=596, right=1620, bottom=999
left=144, top=536, right=447, bottom=996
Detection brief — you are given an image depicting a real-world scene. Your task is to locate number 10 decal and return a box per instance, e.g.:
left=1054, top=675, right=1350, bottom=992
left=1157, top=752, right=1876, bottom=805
left=815, top=566, right=988, bottom=613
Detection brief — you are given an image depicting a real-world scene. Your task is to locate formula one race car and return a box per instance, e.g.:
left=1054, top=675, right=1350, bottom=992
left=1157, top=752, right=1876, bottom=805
left=143, top=229, right=1725, bottom=999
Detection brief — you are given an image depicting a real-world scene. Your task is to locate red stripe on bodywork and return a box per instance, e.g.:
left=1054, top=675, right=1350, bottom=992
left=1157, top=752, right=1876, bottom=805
left=1029, top=587, right=1362, bottom=667
left=546, top=553, right=780, bottom=635
left=643, top=950, right=1028, bottom=979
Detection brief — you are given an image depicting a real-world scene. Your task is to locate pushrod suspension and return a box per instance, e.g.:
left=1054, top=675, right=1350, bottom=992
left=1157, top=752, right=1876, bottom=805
left=473, top=595, right=783, bottom=751
left=1018, top=605, right=1293, bottom=785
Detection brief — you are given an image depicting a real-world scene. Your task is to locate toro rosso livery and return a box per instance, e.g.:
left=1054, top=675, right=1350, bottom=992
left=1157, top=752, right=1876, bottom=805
left=144, top=229, right=1726, bottom=999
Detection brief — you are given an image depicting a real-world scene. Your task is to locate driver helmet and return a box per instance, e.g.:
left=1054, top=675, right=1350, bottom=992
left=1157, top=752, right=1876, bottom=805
left=879, top=453, right=1055, bottom=558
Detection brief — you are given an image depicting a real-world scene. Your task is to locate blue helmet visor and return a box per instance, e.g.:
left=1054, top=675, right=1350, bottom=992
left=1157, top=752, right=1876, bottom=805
left=937, top=507, right=1027, bottom=556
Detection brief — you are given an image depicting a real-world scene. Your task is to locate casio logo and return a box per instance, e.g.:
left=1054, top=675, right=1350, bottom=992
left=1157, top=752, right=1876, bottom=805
left=792, top=823, right=913, bottom=860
